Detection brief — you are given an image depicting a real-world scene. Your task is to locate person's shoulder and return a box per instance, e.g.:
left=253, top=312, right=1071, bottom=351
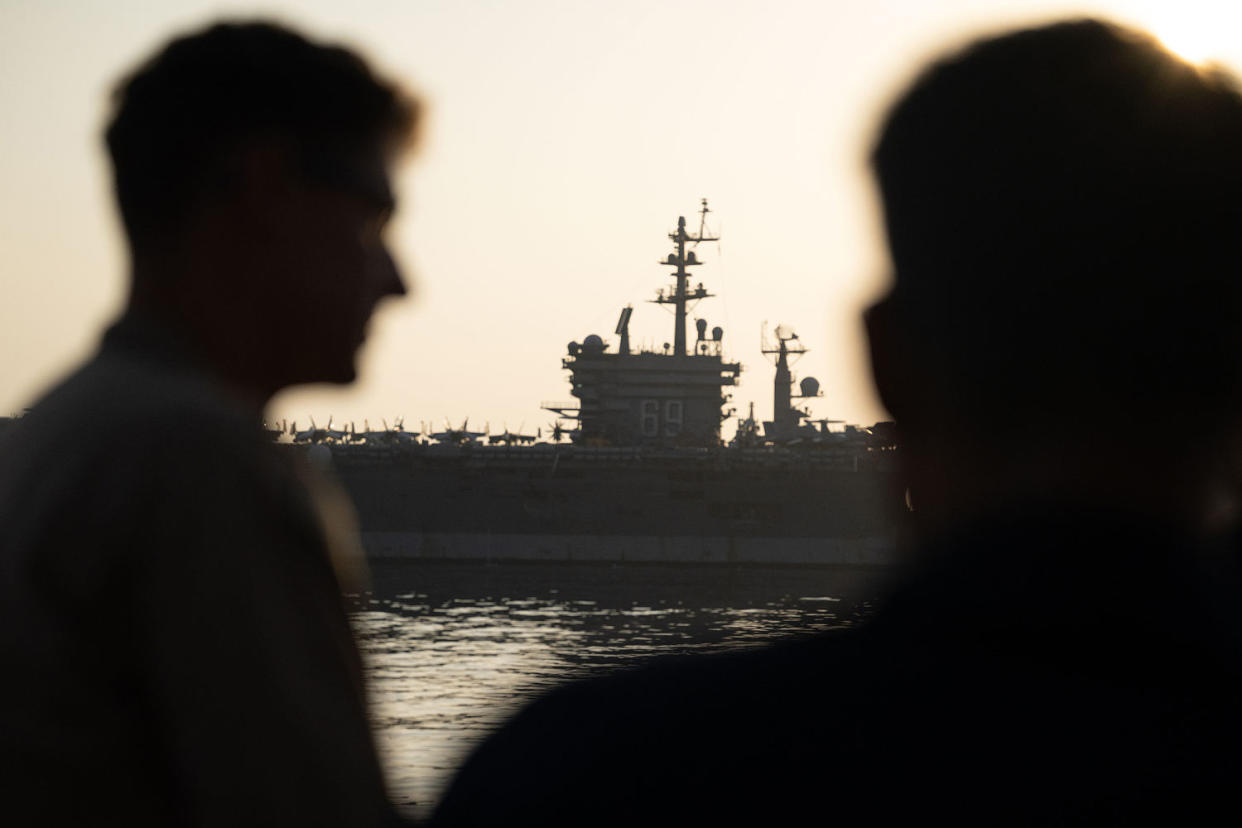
left=54, top=347, right=248, bottom=430
left=12, top=347, right=265, bottom=469
left=500, top=627, right=857, bottom=735
left=431, top=630, right=865, bottom=826
left=0, top=348, right=285, bottom=540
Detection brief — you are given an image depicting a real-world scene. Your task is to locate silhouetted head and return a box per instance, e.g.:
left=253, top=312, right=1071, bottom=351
left=867, top=19, right=1242, bottom=530
left=105, top=21, right=419, bottom=396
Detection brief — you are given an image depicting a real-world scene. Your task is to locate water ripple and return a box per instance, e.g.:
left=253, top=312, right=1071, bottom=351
left=350, top=562, right=885, bottom=818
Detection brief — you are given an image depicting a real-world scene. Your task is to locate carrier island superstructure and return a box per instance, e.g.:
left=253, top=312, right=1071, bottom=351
left=319, top=202, right=904, bottom=566
left=544, top=203, right=740, bottom=448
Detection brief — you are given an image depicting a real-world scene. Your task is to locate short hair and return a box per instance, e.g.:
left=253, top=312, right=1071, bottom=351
left=105, top=21, right=418, bottom=248
left=873, top=19, right=1242, bottom=436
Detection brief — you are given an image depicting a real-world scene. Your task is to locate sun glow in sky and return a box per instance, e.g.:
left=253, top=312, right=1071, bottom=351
left=3, top=0, right=1241, bottom=436
left=1137, top=2, right=1242, bottom=65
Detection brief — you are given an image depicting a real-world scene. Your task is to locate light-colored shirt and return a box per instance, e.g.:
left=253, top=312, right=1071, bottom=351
left=0, top=315, right=401, bottom=826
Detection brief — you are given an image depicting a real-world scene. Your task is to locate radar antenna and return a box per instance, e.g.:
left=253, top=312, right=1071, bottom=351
left=693, top=198, right=712, bottom=245
left=615, top=305, right=633, bottom=356
left=762, top=325, right=812, bottom=440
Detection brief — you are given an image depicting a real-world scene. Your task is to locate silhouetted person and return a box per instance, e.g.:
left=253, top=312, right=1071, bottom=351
left=0, top=22, right=417, bottom=826
left=431, top=20, right=1242, bottom=826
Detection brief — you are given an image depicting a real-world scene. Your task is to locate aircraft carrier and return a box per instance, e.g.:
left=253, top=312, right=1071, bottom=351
left=312, top=201, right=905, bottom=566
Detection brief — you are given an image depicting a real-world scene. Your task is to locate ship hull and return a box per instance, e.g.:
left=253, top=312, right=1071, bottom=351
left=327, top=444, right=904, bottom=568
left=361, top=531, right=896, bottom=566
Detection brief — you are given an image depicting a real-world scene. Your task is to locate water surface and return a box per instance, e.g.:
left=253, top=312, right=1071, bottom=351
left=351, top=562, right=886, bottom=818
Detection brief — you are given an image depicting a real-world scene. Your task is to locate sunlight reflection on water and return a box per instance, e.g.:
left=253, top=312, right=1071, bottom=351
left=350, top=562, right=884, bottom=819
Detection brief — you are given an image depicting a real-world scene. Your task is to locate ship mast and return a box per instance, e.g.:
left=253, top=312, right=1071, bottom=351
left=653, top=199, right=717, bottom=357
left=762, top=327, right=809, bottom=438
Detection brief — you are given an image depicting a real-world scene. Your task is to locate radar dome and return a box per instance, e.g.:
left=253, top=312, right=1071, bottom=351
left=712, top=326, right=723, bottom=341
left=582, top=334, right=606, bottom=352
left=800, top=377, right=820, bottom=398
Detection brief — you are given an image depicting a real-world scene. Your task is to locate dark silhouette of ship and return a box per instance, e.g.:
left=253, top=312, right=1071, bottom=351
left=316, top=202, right=904, bottom=566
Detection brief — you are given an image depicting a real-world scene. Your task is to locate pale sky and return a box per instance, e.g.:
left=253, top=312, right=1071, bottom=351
left=3, top=0, right=1240, bottom=437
